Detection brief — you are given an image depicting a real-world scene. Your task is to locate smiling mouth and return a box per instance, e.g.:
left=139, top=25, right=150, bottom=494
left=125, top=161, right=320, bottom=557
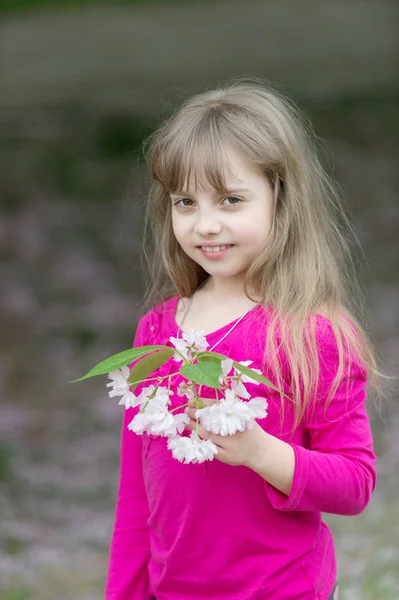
left=197, top=245, right=235, bottom=257
left=198, top=244, right=234, bottom=253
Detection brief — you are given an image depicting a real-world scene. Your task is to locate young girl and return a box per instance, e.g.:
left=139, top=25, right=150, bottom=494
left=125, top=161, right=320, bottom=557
left=105, top=79, right=381, bottom=600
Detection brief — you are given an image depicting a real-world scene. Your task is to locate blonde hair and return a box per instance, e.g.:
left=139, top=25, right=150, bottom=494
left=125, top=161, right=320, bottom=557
left=140, top=77, right=389, bottom=429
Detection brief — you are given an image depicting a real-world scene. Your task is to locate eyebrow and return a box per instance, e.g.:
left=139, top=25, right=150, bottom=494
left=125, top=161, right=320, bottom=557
left=170, top=187, right=252, bottom=196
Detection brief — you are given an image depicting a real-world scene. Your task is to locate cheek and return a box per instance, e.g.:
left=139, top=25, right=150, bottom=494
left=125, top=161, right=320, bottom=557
left=252, top=220, right=273, bottom=241
left=171, top=214, right=187, bottom=241
left=238, top=210, right=272, bottom=244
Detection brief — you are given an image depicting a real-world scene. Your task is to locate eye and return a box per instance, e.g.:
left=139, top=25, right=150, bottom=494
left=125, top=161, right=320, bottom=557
left=223, top=196, right=242, bottom=206
left=172, top=196, right=243, bottom=208
left=173, top=198, right=194, bottom=207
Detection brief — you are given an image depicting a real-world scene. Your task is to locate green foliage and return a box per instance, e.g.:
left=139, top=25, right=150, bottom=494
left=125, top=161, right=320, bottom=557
left=196, top=350, right=280, bottom=391
left=73, top=345, right=166, bottom=381
left=76, top=344, right=283, bottom=396
left=180, top=360, right=223, bottom=388
left=0, top=590, right=31, bottom=600
left=128, top=348, right=175, bottom=390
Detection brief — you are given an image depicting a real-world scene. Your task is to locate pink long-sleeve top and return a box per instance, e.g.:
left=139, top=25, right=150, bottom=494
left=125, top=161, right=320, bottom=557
left=105, top=295, right=376, bottom=600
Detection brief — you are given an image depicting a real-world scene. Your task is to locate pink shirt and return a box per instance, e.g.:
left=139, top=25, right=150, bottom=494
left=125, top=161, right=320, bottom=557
left=105, top=296, right=376, bottom=600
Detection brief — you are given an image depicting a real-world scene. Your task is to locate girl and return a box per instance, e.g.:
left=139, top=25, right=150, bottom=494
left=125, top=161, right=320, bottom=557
left=105, top=79, right=381, bottom=600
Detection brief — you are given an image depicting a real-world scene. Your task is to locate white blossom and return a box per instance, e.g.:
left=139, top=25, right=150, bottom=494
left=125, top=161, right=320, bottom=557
left=128, top=410, right=151, bottom=435
left=218, top=358, right=234, bottom=386
left=235, top=360, right=263, bottom=384
left=195, top=390, right=252, bottom=435
left=106, top=367, right=137, bottom=408
left=170, top=328, right=209, bottom=362
left=195, top=389, right=268, bottom=436
left=169, top=336, right=191, bottom=362
left=230, top=379, right=251, bottom=399
left=230, top=360, right=263, bottom=399
left=128, top=393, right=189, bottom=437
left=182, top=328, right=209, bottom=353
left=247, top=396, right=269, bottom=419
left=167, top=432, right=218, bottom=464
left=128, top=396, right=168, bottom=434
left=177, top=380, right=195, bottom=400
left=148, top=411, right=190, bottom=437
left=135, top=384, right=172, bottom=406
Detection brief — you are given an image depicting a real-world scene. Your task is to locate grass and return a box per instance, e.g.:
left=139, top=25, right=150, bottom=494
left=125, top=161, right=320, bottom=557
left=0, top=591, right=31, bottom=600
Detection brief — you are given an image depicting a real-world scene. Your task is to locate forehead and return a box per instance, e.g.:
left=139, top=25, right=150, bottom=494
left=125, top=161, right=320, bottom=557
left=171, top=147, right=262, bottom=194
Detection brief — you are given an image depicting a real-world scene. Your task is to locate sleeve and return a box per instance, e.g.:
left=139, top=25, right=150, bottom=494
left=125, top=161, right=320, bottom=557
left=105, top=313, right=153, bottom=600
left=265, top=321, right=377, bottom=516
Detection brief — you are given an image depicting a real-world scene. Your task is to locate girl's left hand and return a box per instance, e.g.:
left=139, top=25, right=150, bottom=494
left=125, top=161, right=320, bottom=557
left=184, top=398, right=266, bottom=469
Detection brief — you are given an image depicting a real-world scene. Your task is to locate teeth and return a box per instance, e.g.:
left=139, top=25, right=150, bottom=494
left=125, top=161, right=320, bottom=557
left=201, top=245, right=230, bottom=253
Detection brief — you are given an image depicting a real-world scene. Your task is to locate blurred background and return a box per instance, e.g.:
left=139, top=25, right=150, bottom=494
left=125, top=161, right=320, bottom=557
left=0, top=1, right=398, bottom=599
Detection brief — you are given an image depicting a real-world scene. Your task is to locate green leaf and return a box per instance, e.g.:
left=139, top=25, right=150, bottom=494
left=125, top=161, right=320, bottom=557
left=196, top=350, right=226, bottom=361
left=232, top=362, right=280, bottom=392
left=196, top=351, right=280, bottom=392
left=194, top=353, right=219, bottom=362
left=72, top=345, right=168, bottom=382
left=128, top=349, right=175, bottom=391
left=180, top=360, right=223, bottom=389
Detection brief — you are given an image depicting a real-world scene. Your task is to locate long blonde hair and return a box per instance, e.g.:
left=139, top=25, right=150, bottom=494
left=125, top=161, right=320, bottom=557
left=140, top=77, right=387, bottom=428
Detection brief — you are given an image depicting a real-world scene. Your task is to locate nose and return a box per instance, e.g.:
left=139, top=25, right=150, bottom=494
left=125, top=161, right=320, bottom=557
left=193, top=208, right=223, bottom=236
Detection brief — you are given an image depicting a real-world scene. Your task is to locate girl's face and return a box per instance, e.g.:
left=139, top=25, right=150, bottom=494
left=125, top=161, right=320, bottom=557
left=170, top=148, right=275, bottom=292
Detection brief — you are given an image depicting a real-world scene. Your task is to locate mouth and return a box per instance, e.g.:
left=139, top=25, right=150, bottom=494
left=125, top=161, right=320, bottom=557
left=196, top=244, right=234, bottom=250
left=197, top=244, right=234, bottom=258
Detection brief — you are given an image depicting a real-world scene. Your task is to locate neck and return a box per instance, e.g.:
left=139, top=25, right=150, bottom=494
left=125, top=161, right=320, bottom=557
left=199, top=275, right=248, bottom=300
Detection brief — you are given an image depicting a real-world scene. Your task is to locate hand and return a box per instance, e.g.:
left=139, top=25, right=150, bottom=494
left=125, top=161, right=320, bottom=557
left=184, top=397, right=267, bottom=469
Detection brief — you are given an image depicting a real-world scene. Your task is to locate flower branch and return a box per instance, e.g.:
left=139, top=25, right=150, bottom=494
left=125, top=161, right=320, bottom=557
left=75, top=328, right=279, bottom=464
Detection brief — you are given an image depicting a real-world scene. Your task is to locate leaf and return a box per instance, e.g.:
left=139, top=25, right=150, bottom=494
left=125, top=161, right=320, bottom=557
left=196, top=351, right=226, bottom=361
left=128, top=349, right=175, bottom=391
left=180, top=360, right=223, bottom=389
left=194, top=354, right=219, bottom=362
left=232, top=362, right=280, bottom=392
left=196, top=351, right=280, bottom=392
left=72, top=345, right=168, bottom=382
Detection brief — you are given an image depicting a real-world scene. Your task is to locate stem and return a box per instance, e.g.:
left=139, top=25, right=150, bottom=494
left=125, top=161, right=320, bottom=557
left=133, top=370, right=182, bottom=386
left=195, top=398, right=209, bottom=408
left=136, top=375, right=161, bottom=382
left=174, top=349, right=191, bottom=364
left=140, top=399, right=150, bottom=412
left=170, top=402, right=190, bottom=413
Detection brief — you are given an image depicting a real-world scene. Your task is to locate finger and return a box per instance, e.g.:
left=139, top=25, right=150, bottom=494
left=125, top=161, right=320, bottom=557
left=184, top=406, right=197, bottom=419
left=185, top=414, right=198, bottom=429
left=185, top=409, right=200, bottom=427
left=196, top=424, right=210, bottom=440
left=196, top=425, right=223, bottom=447
left=198, top=397, right=217, bottom=407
